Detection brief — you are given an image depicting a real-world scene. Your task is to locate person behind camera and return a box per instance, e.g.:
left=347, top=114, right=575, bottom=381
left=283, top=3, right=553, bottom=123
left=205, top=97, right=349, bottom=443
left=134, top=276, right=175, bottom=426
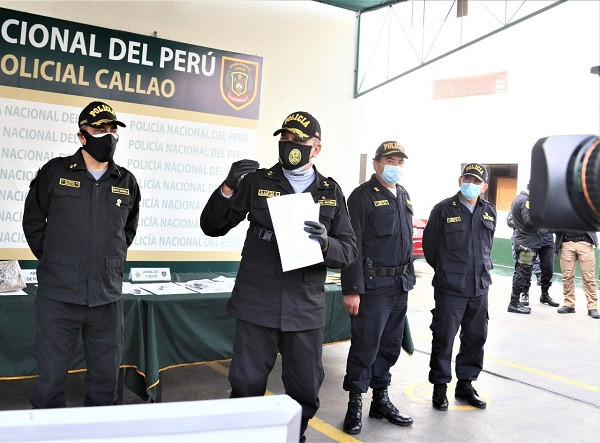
left=422, top=163, right=496, bottom=411
left=554, top=231, right=599, bottom=319
left=22, top=101, right=140, bottom=408
left=507, top=183, right=559, bottom=314
left=340, top=141, right=415, bottom=435
left=200, top=111, right=357, bottom=442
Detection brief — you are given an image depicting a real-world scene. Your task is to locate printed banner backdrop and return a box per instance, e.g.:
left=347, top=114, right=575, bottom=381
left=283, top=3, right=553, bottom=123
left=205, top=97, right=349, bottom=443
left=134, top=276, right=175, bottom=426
left=0, top=7, right=262, bottom=261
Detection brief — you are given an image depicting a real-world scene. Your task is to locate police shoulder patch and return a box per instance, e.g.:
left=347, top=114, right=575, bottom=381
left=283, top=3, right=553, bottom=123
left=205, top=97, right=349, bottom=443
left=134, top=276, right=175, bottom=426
left=483, top=212, right=494, bottom=221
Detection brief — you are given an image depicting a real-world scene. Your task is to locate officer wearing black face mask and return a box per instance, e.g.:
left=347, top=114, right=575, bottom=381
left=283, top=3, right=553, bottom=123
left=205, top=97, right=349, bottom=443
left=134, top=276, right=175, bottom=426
left=201, top=111, right=357, bottom=442
left=23, top=101, right=140, bottom=408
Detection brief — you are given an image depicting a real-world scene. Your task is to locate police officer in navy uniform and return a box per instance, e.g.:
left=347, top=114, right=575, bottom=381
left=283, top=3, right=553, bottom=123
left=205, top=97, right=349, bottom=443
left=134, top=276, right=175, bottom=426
left=508, top=183, right=559, bottom=314
left=423, top=163, right=496, bottom=411
left=22, top=101, right=140, bottom=408
left=340, top=141, right=414, bottom=435
left=200, top=111, right=356, bottom=441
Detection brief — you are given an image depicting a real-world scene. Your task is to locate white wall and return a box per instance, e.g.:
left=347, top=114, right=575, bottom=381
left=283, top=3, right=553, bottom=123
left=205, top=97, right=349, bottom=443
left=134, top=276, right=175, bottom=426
left=354, top=0, right=600, bottom=227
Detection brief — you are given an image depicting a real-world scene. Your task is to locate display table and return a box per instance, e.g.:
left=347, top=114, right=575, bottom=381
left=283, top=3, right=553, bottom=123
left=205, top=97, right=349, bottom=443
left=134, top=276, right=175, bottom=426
left=0, top=274, right=350, bottom=402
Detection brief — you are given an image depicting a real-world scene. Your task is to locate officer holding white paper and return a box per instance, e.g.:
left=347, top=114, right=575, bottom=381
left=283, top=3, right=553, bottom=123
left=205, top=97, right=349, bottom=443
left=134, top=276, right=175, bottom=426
left=201, top=111, right=356, bottom=442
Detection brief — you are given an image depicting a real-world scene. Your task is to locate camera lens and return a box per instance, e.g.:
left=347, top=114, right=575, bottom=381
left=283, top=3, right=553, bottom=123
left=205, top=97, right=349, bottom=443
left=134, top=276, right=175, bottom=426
left=530, top=134, right=600, bottom=231
left=579, top=137, right=600, bottom=220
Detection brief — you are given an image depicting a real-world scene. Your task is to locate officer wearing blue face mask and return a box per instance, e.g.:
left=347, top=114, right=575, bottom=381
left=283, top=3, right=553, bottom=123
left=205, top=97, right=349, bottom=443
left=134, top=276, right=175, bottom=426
left=422, top=163, right=496, bottom=411
left=341, top=141, right=415, bottom=435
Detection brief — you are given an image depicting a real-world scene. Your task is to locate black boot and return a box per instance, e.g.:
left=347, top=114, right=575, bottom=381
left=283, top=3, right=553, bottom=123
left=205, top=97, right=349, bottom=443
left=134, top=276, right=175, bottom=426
left=455, top=380, right=486, bottom=409
left=432, top=383, right=448, bottom=411
left=521, top=291, right=529, bottom=306
left=369, top=388, right=413, bottom=426
left=343, top=392, right=362, bottom=435
left=508, top=293, right=531, bottom=314
left=540, top=292, right=559, bottom=307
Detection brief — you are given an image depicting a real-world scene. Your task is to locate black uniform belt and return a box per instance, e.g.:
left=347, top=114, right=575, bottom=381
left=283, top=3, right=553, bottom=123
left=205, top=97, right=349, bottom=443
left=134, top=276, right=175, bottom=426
left=372, top=263, right=409, bottom=277
left=250, top=225, right=275, bottom=242
left=563, top=236, right=592, bottom=243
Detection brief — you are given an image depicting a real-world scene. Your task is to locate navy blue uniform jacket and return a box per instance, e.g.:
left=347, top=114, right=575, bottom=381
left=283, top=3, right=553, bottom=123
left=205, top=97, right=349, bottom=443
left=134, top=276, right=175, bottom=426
left=22, top=148, right=140, bottom=306
left=341, top=175, right=415, bottom=297
left=200, top=163, right=357, bottom=331
left=511, top=191, right=544, bottom=250
left=423, top=193, right=496, bottom=297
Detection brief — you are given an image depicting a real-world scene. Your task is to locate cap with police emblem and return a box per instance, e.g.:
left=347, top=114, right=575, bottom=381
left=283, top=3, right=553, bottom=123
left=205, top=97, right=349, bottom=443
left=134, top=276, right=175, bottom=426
left=273, top=111, right=321, bottom=141
left=374, top=141, right=408, bottom=160
left=461, top=163, right=488, bottom=182
left=78, top=101, right=126, bottom=129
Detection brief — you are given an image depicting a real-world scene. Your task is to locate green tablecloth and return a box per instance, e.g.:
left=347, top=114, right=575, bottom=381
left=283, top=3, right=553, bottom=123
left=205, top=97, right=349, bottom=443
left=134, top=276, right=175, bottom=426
left=0, top=275, right=414, bottom=402
left=0, top=276, right=351, bottom=401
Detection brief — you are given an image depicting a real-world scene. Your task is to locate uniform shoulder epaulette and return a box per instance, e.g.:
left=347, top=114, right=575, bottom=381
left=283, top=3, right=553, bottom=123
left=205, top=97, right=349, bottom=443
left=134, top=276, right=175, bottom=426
left=447, top=197, right=460, bottom=207
left=481, top=197, right=494, bottom=206
left=46, top=155, right=66, bottom=167
left=38, top=155, right=67, bottom=173
left=320, top=176, right=340, bottom=189
left=326, top=176, right=340, bottom=185
left=262, top=168, right=274, bottom=178
left=116, top=164, right=133, bottom=175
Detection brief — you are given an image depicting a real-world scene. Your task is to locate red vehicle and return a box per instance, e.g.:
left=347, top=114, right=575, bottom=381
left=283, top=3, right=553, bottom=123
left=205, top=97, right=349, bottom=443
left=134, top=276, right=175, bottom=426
left=412, top=218, right=428, bottom=259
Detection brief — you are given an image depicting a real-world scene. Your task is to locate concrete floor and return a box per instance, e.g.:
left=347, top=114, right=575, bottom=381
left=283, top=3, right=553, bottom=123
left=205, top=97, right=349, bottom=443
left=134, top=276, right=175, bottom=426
left=1, top=260, right=598, bottom=442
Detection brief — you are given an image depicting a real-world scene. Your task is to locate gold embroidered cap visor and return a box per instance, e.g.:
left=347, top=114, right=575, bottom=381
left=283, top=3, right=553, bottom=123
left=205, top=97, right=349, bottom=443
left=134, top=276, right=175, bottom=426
left=78, top=101, right=126, bottom=129
left=374, top=141, right=408, bottom=160
left=273, top=111, right=321, bottom=141
left=461, top=163, right=488, bottom=182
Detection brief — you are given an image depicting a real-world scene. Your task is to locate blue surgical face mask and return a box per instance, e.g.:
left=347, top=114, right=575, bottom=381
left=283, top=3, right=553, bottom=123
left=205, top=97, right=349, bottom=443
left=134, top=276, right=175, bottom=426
left=460, top=183, right=481, bottom=200
left=380, top=164, right=403, bottom=185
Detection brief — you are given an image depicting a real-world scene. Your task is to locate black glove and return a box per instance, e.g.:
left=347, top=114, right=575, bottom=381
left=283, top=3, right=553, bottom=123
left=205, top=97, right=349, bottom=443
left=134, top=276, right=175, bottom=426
left=224, top=159, right=259, bottom=191
left=304, top=220, right=328, bottom=250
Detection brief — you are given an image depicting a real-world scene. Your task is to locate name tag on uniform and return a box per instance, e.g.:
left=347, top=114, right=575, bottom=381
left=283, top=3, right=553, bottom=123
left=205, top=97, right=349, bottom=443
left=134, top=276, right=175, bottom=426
left=447, top=216, right=461, bottom=223
left=374, top=200, right=389, bottom=206
left=483, top=212, right=495, bottom=221
left=59, top=178, right=80, bottom=188
left=112, top=186, right=130, bottom=195
left=319, top=199, right=337, bottom=206
left=258, top=189, right=281, bottom=198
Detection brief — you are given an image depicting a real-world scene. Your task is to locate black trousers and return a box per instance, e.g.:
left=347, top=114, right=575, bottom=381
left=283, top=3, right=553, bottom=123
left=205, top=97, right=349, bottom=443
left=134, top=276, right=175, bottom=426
left=512, top=244, right=554, bottom=295
left=343, top=292, right=408, bottom=393
left=31, top=297, right=124, bottom=408
left=228, top=318, right=324, bottom=436
left=429, top=292, right=488, bottom=384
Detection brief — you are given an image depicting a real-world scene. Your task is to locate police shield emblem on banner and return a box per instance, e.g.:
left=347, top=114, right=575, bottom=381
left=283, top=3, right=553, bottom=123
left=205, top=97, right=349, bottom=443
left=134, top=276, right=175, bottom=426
left=220, top=56, right=259, bottom=110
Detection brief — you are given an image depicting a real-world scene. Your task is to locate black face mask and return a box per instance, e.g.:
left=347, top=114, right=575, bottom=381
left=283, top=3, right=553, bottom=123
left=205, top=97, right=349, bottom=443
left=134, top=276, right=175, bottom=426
left=82, top=130, right=118, bottom=162
left=278, top=140, right=312, bottom=171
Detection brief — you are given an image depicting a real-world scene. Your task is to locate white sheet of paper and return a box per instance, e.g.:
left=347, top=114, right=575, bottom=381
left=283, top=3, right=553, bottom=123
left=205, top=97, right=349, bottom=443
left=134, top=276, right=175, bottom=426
left=122, top=282, right=153, bottom=296
left=267, top=193, right=323, bottom=272
left=137, top=282, right=197, bottom=295
left=178, top=278, right=236, bottom=294
left=0, top=288, right=27, bottom=296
